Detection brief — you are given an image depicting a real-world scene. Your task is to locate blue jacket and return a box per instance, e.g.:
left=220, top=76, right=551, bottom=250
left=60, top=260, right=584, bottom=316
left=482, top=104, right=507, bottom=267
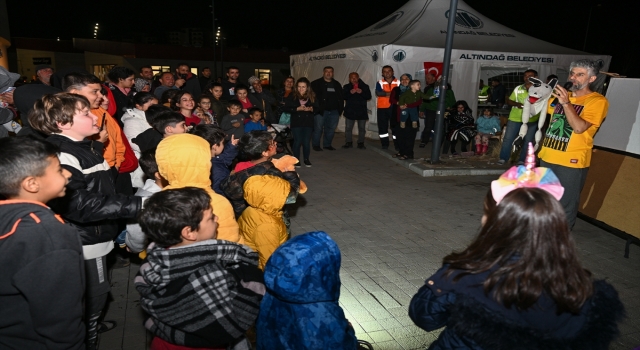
left=211, top=143, right=238, bottom=195
left=475, top=115, right=501, bottom=134
left=256, top=231, right=357, bottom=350
left=409, top=265, right=624, bottom=350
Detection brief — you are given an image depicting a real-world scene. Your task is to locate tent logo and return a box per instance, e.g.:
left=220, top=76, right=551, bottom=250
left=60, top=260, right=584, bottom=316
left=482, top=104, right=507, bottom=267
left=445, top=10, right=484, bottom=29
left=371, top=11, right=404, bottom=31
left=392, top=50, right=406, bottom=62
left=371, top=50, right=378, bottom=62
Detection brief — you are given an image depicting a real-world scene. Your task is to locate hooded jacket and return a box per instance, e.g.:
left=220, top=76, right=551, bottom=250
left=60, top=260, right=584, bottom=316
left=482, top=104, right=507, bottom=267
left=0, top=200, right=85, bottom=350
left=92, top=107, right=126, bottom=169
left=156, top=133, right=242, bottom=244
left=256, top=231, right=357, bottom=350
left=409, top=265, right=625, bottom=350
left=237, top=175, right=290, bottom=270
left=46, top=134, right=141, bottom=258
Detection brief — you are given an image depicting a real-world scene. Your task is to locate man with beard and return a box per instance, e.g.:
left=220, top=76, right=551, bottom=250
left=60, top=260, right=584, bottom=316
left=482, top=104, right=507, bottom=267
left=174, top=63, right=201, bottom=98
left=249, top=76, right=277, bottom=124
left=221, top=66, right=240, bottom=100
left=538, top=59, right=608, bottom=229
left=33, top=65, right=54, bottom=86
left=154, top=72, right=180, bottom=99
left=199, top=67, right=212, bottom=91
left=310, top=66, right=344, bottom=150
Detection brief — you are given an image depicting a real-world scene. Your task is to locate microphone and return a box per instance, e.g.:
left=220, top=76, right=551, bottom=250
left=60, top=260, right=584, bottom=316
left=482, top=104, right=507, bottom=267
left=551, top=82, right=573, bottom=107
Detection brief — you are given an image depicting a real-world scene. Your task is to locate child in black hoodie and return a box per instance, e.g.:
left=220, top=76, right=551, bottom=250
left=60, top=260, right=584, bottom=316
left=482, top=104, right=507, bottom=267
left=0, top=136, right=85, bottom=349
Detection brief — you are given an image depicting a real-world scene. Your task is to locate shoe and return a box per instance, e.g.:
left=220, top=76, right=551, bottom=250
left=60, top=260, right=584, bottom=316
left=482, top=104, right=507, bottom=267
left=357, top=143, right=366, bottom=149
left=419, top=143, right=426, bottom=148
left=313, top=146, right=323, bottom=151
left=400, top=122, right=406, bottom=128
left=294, top=162, right=301, bottom=167
left=304, top=159, right=312, bottom=167
left=323, top=146, right=336, bottom=150
left=412, top=121, right=418, bottom=128
left=112, top=254, right=130, bottom=269
left=97, top=320, right=117, bottom=334
left=342, top=142, right=353, bottom=149
left=497, top=159, right=506, bottom=165
left=475, top=144, right=483, bottom=155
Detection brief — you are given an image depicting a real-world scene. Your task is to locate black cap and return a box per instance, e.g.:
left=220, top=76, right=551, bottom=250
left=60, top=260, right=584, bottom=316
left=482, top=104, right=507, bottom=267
left=35, top=65, right=53, bottom=73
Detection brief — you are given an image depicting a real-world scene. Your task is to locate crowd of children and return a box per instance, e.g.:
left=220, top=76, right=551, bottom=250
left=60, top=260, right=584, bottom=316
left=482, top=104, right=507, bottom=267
left=0, top=65, right=626, bottom=350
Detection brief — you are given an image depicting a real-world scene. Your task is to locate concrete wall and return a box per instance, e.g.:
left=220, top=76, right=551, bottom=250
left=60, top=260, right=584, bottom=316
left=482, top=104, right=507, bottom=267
left=15, top=48, right=85, bottom=79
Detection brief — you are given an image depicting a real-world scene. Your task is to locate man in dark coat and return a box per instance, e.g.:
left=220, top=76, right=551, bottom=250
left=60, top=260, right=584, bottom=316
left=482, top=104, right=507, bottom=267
left=173, top=63, right=201, bottom=98
left=341, top=72, right=371, bottom=149
left=310, top=66, right=344, bottom=151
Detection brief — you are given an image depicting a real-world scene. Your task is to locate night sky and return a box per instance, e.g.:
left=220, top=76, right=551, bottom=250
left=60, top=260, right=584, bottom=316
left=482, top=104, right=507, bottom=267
left=6, top=0, right=637, bottom=77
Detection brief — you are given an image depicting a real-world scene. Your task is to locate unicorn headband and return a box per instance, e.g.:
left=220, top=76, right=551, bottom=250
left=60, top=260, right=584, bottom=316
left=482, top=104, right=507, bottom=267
left=491, top=143, right=564, bottom=203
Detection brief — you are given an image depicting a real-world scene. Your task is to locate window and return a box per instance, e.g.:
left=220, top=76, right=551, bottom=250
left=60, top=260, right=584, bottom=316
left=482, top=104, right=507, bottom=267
left=255, top=69, right=271, bottom=85
left=151, top=65, right=171, bottom=77
left=191, top=67, right=198, bottom=75
left=91, top=64, right=115, bottom=81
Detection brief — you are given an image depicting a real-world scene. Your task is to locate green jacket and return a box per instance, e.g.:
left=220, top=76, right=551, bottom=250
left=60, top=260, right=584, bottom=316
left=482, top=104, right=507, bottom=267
left=420, top=86, right=456, bottom=112
left=399, top=90, right=428, bottom=106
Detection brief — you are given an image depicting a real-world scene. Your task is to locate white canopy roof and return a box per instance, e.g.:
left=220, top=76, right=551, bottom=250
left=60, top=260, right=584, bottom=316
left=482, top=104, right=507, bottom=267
left=316, top=0, right=585, bottom=55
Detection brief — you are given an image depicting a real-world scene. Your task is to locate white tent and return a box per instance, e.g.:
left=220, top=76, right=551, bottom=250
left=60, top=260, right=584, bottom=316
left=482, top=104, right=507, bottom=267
left=290, top=0, right=611, bottom=139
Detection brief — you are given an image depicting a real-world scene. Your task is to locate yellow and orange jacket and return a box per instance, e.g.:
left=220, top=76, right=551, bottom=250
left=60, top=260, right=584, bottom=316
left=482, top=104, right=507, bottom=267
left=91, top=107, right=125, bottom=168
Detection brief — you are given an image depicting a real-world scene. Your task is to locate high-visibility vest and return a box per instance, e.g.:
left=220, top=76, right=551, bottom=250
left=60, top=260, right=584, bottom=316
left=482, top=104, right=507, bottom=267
left=377, top=78, right=400, bottom=108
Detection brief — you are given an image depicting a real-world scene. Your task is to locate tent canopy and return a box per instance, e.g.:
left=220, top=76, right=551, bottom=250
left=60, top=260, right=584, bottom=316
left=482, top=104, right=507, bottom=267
left=315, top=0, right=586, bottom=55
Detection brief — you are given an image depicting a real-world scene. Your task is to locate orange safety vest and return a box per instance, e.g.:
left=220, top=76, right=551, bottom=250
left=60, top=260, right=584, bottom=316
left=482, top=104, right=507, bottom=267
left=376, top=78, right=400, bottom=109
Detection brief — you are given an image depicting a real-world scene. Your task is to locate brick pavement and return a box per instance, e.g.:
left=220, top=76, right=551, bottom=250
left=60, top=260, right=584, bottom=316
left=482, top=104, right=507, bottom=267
left=100, top=133, right=640, bottom=350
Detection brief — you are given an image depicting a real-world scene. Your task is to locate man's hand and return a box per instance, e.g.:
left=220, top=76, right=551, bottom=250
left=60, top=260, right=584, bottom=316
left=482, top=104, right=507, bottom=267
left=551, top=85, right=570, bottom=105
left=356, top=88, right=362, bottom=94
left=399, top=104, right=407, bottom=110
left=175, top=78, right=186, bottom=88
left=350, top=89, right=357, bottom=94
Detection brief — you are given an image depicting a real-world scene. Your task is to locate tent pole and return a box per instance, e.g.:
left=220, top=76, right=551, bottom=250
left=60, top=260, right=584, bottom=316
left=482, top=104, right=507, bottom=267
left=430, top=0, right=458, bottom=164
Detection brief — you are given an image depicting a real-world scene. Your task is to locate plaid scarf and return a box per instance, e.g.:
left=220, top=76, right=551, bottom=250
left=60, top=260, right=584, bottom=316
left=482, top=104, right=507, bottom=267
left=135, top=240, right=264, bottom=348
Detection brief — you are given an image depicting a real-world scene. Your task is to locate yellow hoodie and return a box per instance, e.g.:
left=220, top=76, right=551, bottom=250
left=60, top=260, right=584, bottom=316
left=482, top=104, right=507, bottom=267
left=156, top=133, right=242, bottom=244
left=237, top=175, right=290, bottom=269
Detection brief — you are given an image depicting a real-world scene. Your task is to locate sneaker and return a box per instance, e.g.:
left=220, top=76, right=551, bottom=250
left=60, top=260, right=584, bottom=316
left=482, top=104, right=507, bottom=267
left=294, top=162, right=301, bottom=167
left=304, top=159, right=312, bottom=167
left=412, top=121, right=418, bottom=128
left=342, top=142, right=353, bottom=149
left=419, top=143, right=426, bottom=148
left=497, top=159, right=506, bottom=165
left=400, top=122, right=406, bottom=128
left=313, top=146, right=323, bottom=151
left=357, top=143, right=366, bottom=149
left=323, top=146, right=336, bottom=150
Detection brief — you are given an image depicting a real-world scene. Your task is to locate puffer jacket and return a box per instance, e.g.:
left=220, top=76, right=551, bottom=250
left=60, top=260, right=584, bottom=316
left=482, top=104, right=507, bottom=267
left=256, top=231, right=357, bottom=350
left=409, top=265, right=625, bottom=350
left=121, top=108, right=151, bottom=157
left=237, top=175, right=290, bottom=270
left=156, top=133, right=242, bottom=244
left=46, top=134, right=141, bottom=259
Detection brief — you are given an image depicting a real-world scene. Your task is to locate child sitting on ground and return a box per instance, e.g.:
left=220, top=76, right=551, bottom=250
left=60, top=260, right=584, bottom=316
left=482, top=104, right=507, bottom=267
left=29, top=93, right=142, bottom=348
left=191, top=124, right=239, bottom=195
left=0, top=137, right=85, bottom=349
left=398, top=80, right=427, bottom=129
left=136, top=187, right=265, bottom=350
left=243, top=107, right=268, bottom=132
left=474, top=107, right=501, bottom=155
left=238, top=175, right=291, bottom=270
left=156, top=133, right=242, bottom=243
left=409, top=144, right=624, bottom=349
left=257, top=231, right=357, bottom=349
left=221, top=130, right=300, bottom=218
left=124, top=148, right=166, bottom=253
left=221, top=100, right=245, bottom=141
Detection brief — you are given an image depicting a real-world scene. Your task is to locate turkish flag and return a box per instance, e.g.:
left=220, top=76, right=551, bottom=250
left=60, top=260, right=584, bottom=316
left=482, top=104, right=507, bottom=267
left=423, top=62, right=443, bottom=80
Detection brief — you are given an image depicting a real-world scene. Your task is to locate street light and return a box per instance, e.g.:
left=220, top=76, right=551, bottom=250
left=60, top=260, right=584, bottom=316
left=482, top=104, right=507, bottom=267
left=94, top=23, right=99, bottom=39
left=583, top=3, right=601, bottom=51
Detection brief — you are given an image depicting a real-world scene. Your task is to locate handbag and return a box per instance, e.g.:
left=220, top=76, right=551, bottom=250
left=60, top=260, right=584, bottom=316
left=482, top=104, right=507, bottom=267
left=279, top=112, right=291, bottom=125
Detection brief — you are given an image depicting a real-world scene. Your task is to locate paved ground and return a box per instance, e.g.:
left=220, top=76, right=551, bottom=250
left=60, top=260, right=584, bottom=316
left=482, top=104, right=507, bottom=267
left=100, top=133, right=640, bottom=350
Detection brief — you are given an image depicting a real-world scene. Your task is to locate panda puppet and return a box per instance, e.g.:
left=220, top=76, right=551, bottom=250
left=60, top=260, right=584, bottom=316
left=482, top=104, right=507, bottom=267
left=511, top=77, right=560, bottom=155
